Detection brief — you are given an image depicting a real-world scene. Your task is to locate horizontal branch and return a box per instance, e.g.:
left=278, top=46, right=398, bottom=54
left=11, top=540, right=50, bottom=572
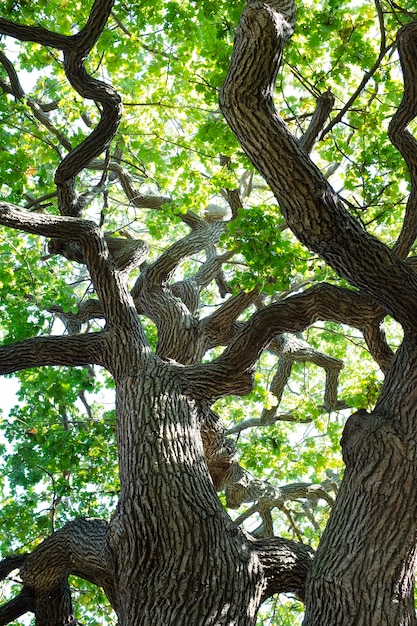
left=20, top=518, right=111, bottom=591
left=0, top=202, right=97, bottom=240
left=0, top=202, right=147, bottom=333
left=180, top=283, right=388, bottom=398
left=250, top=536, right=314, bottom=602
left=0, top=18, right=70, bottom=50
left=0, top=333, right=108, bottom=375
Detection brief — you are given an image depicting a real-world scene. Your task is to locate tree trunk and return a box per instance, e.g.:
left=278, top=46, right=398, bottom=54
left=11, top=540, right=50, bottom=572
left=219, top=2, right=417, bottom=624
left=304, top=337, right=417, bottom=625
left=108, top=360, right=264, bottom=625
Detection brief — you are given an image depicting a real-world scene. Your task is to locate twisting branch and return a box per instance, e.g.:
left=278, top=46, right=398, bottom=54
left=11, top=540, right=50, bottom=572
left=181, top=283, right=394, bottom=399
left=0, top=0, right=122, bottom=217
left=90, top=159, right=171, bottom=209
left=131, top=223, right=227, bottom=364
left=219, top=0, right=417, bottom=331
left=57, top=0, right=122, bottom=216
left=0, top=519, right=115, bottom=626
left=262, top=334, right=345, bottom=418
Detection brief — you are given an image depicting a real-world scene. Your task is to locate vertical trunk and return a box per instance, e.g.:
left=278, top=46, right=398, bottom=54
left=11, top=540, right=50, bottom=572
left=108, top=358, right=263, bottom=625
left=304, top=337, right=417, bottom=625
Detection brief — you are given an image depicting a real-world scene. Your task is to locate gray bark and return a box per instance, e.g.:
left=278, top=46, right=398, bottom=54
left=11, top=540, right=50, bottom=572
left=2, top=0, right=417, bottom=624
left=305, top=343, right=417, bottom=624
left=108, top=369, right=264, bottom=624
left=219, top=1, right=417, bottom=624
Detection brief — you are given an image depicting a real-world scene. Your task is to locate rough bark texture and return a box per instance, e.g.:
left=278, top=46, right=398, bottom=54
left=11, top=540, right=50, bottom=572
left=219, top=1, right=417, bottom=625
left=108, top=371, right=264, bottom=624
left=1, top=0, right=417, bottom=624
left=305, top=336, right=417, bottom=625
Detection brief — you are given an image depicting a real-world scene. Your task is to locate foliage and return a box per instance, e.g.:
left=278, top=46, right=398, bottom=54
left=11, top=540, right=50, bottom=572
left=0, top=0, right=414, bottom=623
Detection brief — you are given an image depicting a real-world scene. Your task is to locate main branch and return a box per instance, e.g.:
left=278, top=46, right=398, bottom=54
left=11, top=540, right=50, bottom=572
left=0, top=334, right=108, bottom=374
left=220, top=1, right=417, bottom=331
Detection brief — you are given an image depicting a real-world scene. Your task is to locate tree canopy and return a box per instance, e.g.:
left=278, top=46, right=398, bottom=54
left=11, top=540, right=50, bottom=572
left=0, top=0, right=417, bottom=624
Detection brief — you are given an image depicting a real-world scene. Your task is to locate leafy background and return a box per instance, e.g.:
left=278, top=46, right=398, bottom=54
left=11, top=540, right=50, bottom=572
left=0, top=0, right=414, bottom=622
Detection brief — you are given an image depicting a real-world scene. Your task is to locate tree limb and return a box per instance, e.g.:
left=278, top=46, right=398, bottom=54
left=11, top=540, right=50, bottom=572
left=0, top=333, right=108, bottom=374
left=0, top=1, right=122, bottom=217
left=181, top=283, right=392, bottom=398
left=0, top=519, right=113, bottom=626
left=389, top=23, right=417, bottom=259
left=0, top=202, right=147, bottom=333
left=0, top=589, right=35, bottom=626
left=219, top=1, right=417, bottom=331
left=139, top=222, right=225, bottom=288
left=250, top=535, right=314, bottom=602
left=300, top=89, right=335, bottom=154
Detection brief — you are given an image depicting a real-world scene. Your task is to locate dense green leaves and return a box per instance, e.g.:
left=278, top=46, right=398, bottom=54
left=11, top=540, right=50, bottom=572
left=0, top=0, right=414, bottom=622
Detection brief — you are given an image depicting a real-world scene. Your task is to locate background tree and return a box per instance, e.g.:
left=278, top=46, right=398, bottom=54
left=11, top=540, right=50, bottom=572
left=0, top=0, right=416, bottom=624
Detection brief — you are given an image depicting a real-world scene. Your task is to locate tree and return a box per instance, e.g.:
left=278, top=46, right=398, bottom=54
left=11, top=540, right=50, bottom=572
left=0, top=0, right=416, bottom=623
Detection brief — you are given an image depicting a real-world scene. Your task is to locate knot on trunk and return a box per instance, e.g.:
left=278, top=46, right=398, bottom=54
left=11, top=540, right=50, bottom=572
left=341, top=409, right=406, bottom=468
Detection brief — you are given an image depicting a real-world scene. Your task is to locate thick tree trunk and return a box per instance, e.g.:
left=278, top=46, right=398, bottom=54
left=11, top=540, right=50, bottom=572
left=304, top=338, right=417, bottom=625
left=108, top=361, right=264, bottom=625
left=220, top=2, right=417, bottom=624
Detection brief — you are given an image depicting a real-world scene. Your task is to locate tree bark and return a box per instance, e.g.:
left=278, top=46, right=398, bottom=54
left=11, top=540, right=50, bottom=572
left=219, top=1, right=417, bottom=624
left=107, top=363, right=265, bottom=625
left=304, top=339, right=417, bottom=625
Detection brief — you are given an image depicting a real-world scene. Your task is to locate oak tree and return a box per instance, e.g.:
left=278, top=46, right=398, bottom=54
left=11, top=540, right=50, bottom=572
left=0, top=0, right=417, bottom=624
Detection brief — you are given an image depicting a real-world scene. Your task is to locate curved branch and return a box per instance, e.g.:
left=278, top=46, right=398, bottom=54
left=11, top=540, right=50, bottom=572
left=48, top=300, right=105, bottom=334
left=0, top=1, right=122, bottom=217
left=131, top=223, right=227, bottom=364
left=0, top=588, right=34, bottom=626
left=362, top=320, right=394, bottom=373
left=57, top=1, right=122, bottom=216
left=0, top=555, right=28, bottom=579
left=0, top=51, right=24, bottom=97
left=389, top=23, right=417, bottom=258
left=141, top=222, right=225, bottom=288
left=220, top=1, right=417, bottom=330
left=20, top=519, right=111, bottom=591
left=0, top=203, right=146, bottom=331
left=0, top=519, right=113, bottom=626
left=250, top=536, right=314, bottom=602
left=181, top=283, right=392, bottom=398
left=265, top=334, right=345, bottom=414
left=0, top=333, right=108, bottom=374
left=90, top=159, right=171, bottom=209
